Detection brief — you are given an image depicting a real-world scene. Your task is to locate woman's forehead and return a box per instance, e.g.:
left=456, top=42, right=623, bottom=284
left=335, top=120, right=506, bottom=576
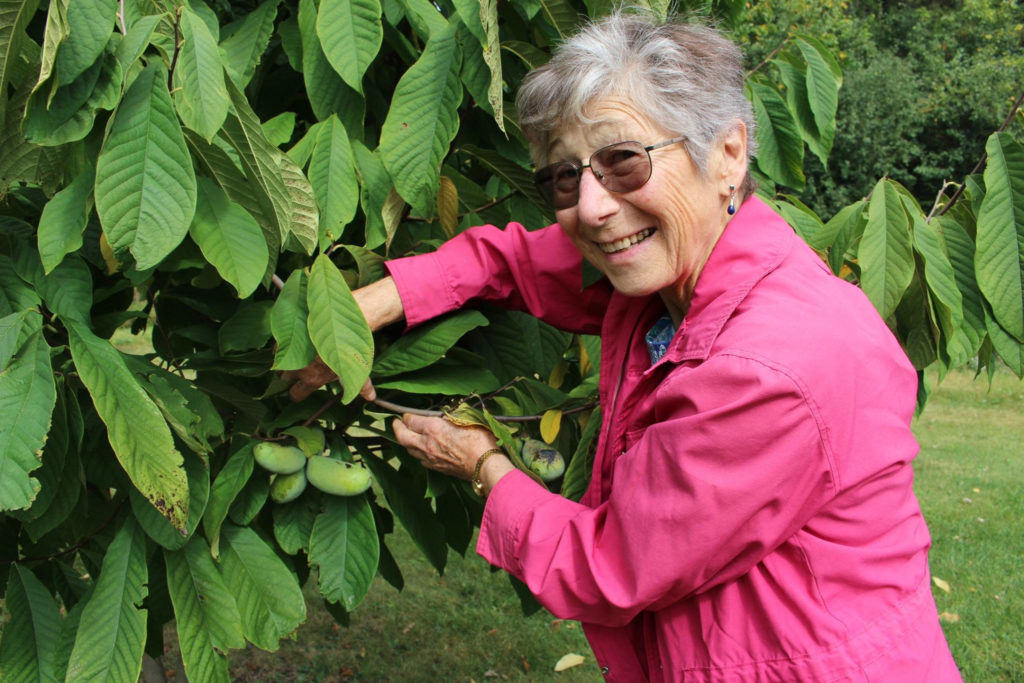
left=546, top=107, right=662, bottom=160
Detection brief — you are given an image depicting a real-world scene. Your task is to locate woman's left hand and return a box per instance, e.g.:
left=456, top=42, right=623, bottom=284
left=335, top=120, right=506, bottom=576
left=392, top=414, right=498, bottom=480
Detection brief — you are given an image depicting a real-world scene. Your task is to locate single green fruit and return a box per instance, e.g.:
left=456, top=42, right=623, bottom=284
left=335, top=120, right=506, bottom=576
left=521, top=438, right=566, bottom=482
left=270, top=469, right=308, bottom=503
left=306, top=457, right=372, bottom=496
left=254, top=442, right=307, bottom=474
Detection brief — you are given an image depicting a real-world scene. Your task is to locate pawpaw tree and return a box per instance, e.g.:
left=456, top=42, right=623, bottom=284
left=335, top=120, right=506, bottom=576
left=1, top=0, right=1022, bottom=680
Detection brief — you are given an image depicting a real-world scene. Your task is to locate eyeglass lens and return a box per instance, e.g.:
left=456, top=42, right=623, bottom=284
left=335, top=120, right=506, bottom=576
left=535, top=141, right=652, bottom=210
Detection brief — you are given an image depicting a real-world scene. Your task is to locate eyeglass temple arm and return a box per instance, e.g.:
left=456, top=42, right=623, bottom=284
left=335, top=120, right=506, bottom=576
left=645, top=136, right=688, bottom=152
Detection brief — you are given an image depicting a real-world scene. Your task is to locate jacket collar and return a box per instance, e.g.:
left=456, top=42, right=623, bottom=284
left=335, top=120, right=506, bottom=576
left=656, top=196, right=793, bottom=365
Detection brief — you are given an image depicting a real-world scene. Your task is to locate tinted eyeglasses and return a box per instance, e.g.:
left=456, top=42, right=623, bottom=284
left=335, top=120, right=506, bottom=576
left=534, top=136, right=688, bottom=210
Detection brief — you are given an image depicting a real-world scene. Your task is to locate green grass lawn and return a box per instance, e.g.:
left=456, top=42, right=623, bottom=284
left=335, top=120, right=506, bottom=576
left=158, top=368, right=1022, bottom=681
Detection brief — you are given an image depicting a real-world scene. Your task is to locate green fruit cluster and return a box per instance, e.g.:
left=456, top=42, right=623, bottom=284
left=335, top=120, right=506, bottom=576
left=520, top=439, right=566, bottom=482
left=253, top=441, right=373, bottom=502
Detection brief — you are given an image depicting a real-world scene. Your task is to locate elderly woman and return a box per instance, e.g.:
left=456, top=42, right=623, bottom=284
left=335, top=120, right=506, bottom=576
left=298, top=13, right=961, bottom=681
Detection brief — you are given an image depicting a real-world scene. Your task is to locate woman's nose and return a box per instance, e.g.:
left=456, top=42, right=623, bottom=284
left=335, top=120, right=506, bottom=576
left=575, top=168, right=619, bottom=226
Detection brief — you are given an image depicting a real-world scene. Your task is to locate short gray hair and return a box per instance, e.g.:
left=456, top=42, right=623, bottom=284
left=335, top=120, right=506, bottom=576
left=516, top=11, right=757, bottom=196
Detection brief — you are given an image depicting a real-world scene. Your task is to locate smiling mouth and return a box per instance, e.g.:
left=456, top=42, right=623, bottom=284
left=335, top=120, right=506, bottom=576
left=597, top=228, right=656, bottom=254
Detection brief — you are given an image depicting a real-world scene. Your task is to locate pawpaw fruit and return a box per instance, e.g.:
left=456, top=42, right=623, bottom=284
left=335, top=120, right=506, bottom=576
left=254, top=442, right=307, bottom=474
left=306, top=457, right=372, bottom=496
left=521, top=438, right=566, bottom=482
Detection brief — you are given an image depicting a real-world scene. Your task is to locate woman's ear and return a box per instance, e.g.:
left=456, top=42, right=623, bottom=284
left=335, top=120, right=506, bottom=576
left=712, top=121, right=748, bottom=192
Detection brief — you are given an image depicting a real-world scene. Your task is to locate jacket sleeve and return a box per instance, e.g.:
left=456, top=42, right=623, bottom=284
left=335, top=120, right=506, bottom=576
left=385, top=221, right=609, bottom=334
left=476, top=351, right=839, bottom=626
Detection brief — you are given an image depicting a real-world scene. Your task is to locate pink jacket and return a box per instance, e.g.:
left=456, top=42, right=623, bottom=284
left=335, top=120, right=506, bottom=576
left=386, top=198, right=961, bottom=682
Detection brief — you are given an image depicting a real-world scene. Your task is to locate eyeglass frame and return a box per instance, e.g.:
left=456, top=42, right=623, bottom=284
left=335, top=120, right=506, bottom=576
left=533, top=136, right=689, bottom=210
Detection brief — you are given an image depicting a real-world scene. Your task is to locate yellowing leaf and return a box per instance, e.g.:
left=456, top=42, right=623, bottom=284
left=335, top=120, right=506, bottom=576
left=933, top=576, right=951, bottom=593
left=540, top=409, right=562, bottom=444
left=437, top=175, right=458, bottom=239
left=939, top=612, right=960, bottom=623
left=553, top=653, right=585, bottom=672
left=548, top=359, right=567, bottom=389
left=99, top=227, right=119, bottom=275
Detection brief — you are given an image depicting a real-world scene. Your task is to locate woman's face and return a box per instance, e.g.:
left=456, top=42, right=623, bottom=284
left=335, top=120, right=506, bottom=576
left=549, top=98, right=741, bottom=318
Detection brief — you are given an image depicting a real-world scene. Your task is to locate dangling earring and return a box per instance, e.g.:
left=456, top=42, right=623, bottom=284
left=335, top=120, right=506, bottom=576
left=727, top=185, right=736, bottom=215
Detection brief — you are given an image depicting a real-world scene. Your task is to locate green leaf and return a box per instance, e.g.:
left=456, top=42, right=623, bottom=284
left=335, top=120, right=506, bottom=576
left=165, top=537, right=245, bottom=683
left=975, top=132, right=1024, bottom=341
left=825, top=200, right=866, bottom=275
left=0, top=310, right=30, bottom=370
left=351, top=140, right=391, bottom=249
left=21, top=435, right=81, bottom=542
left=190, top=176, right=269, bottom=298
left=774, top=195, right=834, bottom=251
left=65, top=319, right=189, bottom=531
left=113, top=14, right=160, bottom=77
left=0, top=564, right=62, bottom=682
left=219, top=0, right=278, bottom=88
left=218, top=300, right=273, bottom=353
left=373, top=310, right=488, bottom=376
left=859, top=178, right=915, bottom=320
left=203, top=441, right=255, bottom=559
left=218, top=523, right=307, bottom=651
left=771, top=51, right=832, bottom=168
left=0, top=331, right=55, bottom=511
left=23, top=46, right=122, bottom=146
left=271, top=269, right=315, bottom=371
left=34, top=0, right=69, bottom=99
left=309, top=495, right=379, bottom=610
left=95, top=61, right=197, bottom=270
left=317, top=0, right=382, bottom=94
left=11, top=243, right=92, bottom=324
left=174, top=6, right=229, bottom=142
left=37, top=163, right=94, bottom=274
left=262, top=111, right=295, bottom=147
left=276, top=147, right=320, bottom=254
left=561, top=406, right=599, bottom=502
left=298, top=0, right=358, bottom=122
left=54, top=0, right=115, bottom=86
left=0, top=0, right=41, bottom=129
left=794, top=35, right=841, bottom=146
left=937, top=216, right=987, bottom=363
left=359, top=443, right=447, bottom=574
left=306, top=254, right=374, bottom=403
left=537, top=0, right=578, bottom=37
left=375, top=362, right=500, bottom=394
left=64, top=518, right=148, bottom=683
left=458, top=144, right=546, bottom=209
left=379, top=21, right=462, bottom=216
left=500, top=40, right=550, bottom=70
left=907, top=200, right=964, bottom=358
left=308, top=115, right=359, bottom=246
left=273, top=494, right=318, bottom=555
left=130, top=453, right=209, bottom=550
left=747, top=79, right=805, bottom=190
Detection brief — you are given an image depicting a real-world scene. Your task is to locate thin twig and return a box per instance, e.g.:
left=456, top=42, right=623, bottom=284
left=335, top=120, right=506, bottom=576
left=302, top=392, right=344, bottom=426
left=937, top=87, right=1024, bottom=218
left=925, top=180, right=958, bottom=223
left=1, top=502, right=124, bottom=565
left=745, top=39, right=788, bottom=80
left=271, top=274, right=286, bottom=291
left=117, top=0, right=127, bottom=34
left=368, top=396, right=598, bottom=422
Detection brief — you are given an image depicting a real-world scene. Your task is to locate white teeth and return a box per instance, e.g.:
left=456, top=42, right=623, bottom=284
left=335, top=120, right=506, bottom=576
left=597, top=228, right=654, bottom=254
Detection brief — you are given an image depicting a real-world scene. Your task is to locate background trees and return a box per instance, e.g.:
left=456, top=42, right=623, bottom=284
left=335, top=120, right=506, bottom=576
left=0, top=0, right=1021, bottom=680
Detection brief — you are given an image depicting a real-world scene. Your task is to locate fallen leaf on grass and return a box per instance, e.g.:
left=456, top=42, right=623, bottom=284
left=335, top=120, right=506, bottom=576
left=402, top=622, right=415, bottom=634
left=932, top=576, right=951, bottom=593
left=521, top=655, right=531, bottom=673
left=939, top=612, right=960, bottom=623
left=554, top=653, right=586, bottom=672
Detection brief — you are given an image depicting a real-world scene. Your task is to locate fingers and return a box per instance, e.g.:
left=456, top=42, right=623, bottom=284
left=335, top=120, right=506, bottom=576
left=359, top=378, right=377, bottom=402
left=393, top=414, right=497, bottom=480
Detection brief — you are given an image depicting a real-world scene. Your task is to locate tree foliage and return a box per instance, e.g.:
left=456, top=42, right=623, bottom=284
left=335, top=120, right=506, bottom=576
left=0, top=0, right=1022, bottom=679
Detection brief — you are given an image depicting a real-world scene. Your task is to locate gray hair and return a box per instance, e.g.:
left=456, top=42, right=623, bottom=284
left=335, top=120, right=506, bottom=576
left=516, top=11, right=757, bottom=196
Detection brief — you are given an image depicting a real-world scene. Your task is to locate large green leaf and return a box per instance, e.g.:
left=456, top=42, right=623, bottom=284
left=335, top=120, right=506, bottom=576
left=33, top=0, right=68, bottom=99
left=561, top=406, right=600, bottom=502
left=825, top=200, right=867, bottom=275
left=747, top=79, right=805, bottom=190
left=272, top=494, right=319, bottom=555
left=298, top=0, right=360, bottom=122
left=130, top=453, right=208, bottom=550
left=23, top=46, right=122, bottom=146
left=775, top=195, right=835, bottom=251
left=317, top=0, right=382, bottom=94
left=0, top=564, right=62, bottom=681
left=453, top=0, right=503, bottom=131
left=537, top=0, right=578, bottom=37
left=975, top=132, right=1024, bottom=341
left=270, top=269, right=315, bottom=371
left=65, top=319, right=188, bottom=531
left=359, top=443, right=447, bottom=574
left=379, top=21, right=462, bottom=216
left=174, top=7, right=229, bottom=142
left=309, top=494, right=379, bottom=610
left=937, top=215, right=987, bottom=363
left=771, top=51, right=832, bottom=168
left=217, top=523, right=307, bottom=651
left=203, top=441, right=255, bottom=559
left=0, top=310, right=30, bottom=370
left=794, top=35, right=840, bottom=157
left=374, top=362, right=500, bottom=394
left=219, top=0, right=278, bottom=88
left=190, top=176, right=269, bottom=298
left=95, top=61, right=197, bottom=270
left=0, top=0, right=40, bottom=129
left=373, top=310, right=489, bottom=376
left=165, top=537, right=245, bottom=683
left=0, top=331, right=55, bottom=511
left=64, top=518, right=148, bottom=683
left=37, top=163, right=93, bottom=274
left=907, top=199, right=964, bottom=359
left=308, top=115, right=358, bottom=246
left=458, top=144, right=545, bottom=207
left=54, top=0, right=115, bottom=86
left=306, top=254, right=374, bottom=403
left=859, top=178, right=915, bottom=320
left=351, top=140, right=391, bottom=249
left=11, top=243, right=92, bottom=324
